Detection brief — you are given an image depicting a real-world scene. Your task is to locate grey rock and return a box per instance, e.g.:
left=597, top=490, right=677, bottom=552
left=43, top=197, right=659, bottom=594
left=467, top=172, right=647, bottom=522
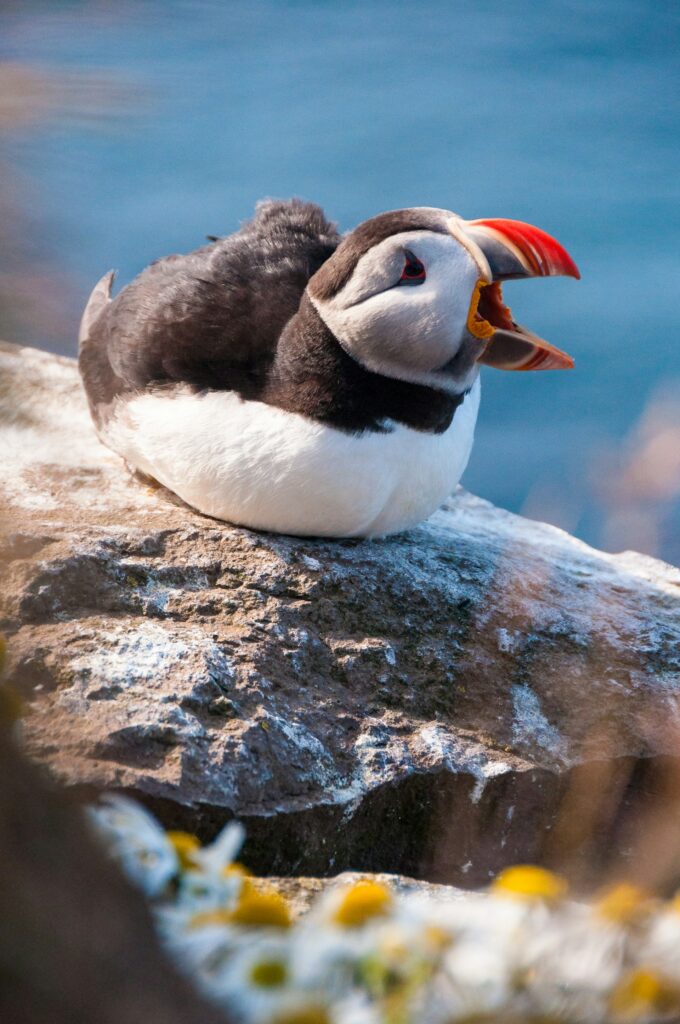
left=2, top=340, right=680, bottom=888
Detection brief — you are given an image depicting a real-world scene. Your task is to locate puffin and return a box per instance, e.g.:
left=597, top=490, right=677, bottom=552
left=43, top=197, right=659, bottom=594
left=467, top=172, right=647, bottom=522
left=78, top=200, right=579, bottom=537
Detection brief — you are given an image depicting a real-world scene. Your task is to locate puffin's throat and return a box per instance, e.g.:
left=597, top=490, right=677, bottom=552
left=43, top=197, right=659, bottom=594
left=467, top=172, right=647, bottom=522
left=467, top=280, right=516, bottom=340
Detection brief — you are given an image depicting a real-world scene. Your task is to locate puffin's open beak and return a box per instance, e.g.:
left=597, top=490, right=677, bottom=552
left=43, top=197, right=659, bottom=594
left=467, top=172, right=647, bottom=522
left=450, top=217, right=580, bottom=371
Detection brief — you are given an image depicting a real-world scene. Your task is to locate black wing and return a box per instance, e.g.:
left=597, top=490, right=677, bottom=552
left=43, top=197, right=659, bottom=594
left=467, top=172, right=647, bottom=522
left=79, top=199, right=340, bottom=419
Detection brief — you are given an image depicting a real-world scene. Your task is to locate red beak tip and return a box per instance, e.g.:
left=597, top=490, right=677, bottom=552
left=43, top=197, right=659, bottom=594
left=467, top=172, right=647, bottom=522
left=470, top=217, right=580, bottom=281
left=563, top=257, right=581, bottom=281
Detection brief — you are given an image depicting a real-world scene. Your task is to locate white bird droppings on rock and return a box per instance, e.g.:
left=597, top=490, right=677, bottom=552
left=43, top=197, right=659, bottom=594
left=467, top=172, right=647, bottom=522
left=511, top=684, right=569, bottom=763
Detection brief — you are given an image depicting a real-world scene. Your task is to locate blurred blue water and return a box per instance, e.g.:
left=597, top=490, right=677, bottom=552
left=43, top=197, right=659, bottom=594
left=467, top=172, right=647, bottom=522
left=4, top=0, right=680, bottom=560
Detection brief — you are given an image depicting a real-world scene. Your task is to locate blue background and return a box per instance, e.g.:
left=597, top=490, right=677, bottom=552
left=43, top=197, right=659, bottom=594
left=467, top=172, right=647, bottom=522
left=4, top=0, right=680, bottom=561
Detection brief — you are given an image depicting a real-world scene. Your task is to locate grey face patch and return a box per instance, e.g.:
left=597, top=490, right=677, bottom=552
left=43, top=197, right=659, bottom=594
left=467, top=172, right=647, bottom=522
left=308, top=208, right=451, bottom=302
left=436, top=335, right=486, bottom=380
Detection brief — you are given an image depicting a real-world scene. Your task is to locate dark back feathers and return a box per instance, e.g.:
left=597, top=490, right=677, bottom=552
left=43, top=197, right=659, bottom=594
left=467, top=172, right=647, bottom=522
left=79, top=199, right=341, bottom=416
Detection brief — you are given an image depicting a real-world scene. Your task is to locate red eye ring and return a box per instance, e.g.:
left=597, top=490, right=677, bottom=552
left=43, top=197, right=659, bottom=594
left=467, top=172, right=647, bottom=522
left=399, top=249, right=426, bottom=285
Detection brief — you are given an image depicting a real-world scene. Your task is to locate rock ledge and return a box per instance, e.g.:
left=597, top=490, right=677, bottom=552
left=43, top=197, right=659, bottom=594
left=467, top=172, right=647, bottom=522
left=2, top=341, right=680, bottom=886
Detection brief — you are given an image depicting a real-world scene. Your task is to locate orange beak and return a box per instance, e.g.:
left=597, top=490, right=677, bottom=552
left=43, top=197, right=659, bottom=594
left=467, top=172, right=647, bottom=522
left=451, top=217, right=580, bottom=371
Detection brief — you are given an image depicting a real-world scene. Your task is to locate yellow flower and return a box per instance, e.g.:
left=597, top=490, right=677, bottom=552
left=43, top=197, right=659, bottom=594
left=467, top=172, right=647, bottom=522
left=609, top=968, right=680, bottom=1020
left=222, top=861, right=253, bottom=879
left=230, top=888, right=292, bottom=929
left=250, top=958, right=288, bottom=988
left=167, top=831, right=201, bottom=871
left=333, top=880, right=393, bottom=927
left=274, top=1007, right=330, bottom=1024
left=188, top=879, right=291, bottom=929
left=595, top=883, right=651, bottom=924
left=491, top=865, right=568, bottom=903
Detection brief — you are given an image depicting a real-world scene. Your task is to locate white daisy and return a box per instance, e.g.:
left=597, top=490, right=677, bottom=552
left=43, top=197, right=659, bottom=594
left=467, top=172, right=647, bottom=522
left=88, top=794, right=178, bottom=897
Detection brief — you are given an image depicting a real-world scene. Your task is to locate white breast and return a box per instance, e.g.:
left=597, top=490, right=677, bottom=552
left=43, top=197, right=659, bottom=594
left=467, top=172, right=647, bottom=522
left=103, top=377, right=481, bottom=537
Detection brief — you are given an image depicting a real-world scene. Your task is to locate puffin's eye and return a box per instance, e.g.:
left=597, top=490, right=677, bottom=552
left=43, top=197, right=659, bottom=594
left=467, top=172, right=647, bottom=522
left=398, top=250, right=426, bottom=285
